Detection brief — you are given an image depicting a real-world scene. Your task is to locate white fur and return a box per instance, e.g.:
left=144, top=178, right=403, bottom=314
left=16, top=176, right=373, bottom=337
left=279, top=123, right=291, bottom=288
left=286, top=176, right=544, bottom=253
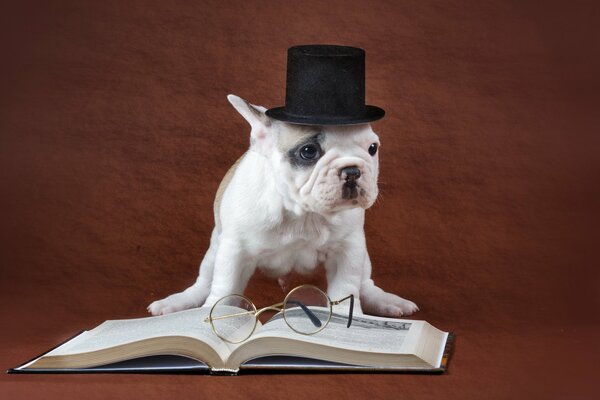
left=148, top=95, right=418, bottom=317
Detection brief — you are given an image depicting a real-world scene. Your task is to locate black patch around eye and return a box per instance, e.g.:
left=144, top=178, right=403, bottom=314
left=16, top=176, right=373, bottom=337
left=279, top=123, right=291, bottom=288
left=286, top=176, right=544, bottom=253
left=368, top=143, right=378, bottom=156
left=287, top=134, right=323, bottom=168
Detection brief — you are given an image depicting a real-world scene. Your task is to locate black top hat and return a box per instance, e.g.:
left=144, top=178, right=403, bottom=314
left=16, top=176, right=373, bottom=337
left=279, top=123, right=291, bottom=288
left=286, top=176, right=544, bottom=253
left=266, top=45, right=385, bottom=125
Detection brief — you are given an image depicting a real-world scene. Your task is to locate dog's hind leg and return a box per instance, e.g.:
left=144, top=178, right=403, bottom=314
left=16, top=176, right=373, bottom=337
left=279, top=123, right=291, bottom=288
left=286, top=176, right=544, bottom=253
left=147, top=228, right=218, bottom=315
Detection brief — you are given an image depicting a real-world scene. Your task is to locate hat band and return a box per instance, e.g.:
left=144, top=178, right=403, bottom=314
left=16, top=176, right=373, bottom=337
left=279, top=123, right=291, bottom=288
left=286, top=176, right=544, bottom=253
left=284, top=100, right=366, bottom=118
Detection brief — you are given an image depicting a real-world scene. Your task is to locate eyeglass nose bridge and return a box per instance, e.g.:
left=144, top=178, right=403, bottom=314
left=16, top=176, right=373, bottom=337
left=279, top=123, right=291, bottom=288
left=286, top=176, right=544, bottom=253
left=253, top=302, right=322, bottom=329
left=255, top=303, right=284, bottom=318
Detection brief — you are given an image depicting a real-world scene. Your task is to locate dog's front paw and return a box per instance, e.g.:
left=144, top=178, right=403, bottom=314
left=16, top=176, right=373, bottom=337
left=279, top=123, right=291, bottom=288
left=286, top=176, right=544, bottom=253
left=361, top=290, right=419, bottom=318
left=147, top=299, right=177, bottom=316
left=147, top=292, right=198, bottom=316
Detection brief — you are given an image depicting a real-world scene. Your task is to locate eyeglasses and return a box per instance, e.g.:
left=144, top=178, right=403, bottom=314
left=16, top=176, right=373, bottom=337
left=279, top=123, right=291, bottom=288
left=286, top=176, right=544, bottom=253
left=203, top=285, right=354, bottom=343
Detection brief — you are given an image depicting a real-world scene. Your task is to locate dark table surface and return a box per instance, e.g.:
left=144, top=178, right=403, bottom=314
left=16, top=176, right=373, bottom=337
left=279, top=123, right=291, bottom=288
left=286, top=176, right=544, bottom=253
left=1, top=1, right=598, bottom=399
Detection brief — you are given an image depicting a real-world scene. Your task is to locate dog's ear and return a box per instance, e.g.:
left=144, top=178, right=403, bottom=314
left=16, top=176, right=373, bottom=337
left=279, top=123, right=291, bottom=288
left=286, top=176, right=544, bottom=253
left=227, top=94, right=275, bottom=153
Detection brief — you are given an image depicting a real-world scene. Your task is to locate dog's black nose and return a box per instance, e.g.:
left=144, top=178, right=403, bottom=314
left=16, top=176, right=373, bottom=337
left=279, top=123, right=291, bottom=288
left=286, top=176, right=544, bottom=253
left=341, top=166, right=361, bottom=181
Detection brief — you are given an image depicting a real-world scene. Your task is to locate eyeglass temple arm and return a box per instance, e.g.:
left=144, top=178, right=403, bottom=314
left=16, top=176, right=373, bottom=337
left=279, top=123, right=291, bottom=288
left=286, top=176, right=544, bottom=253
left=285, top=300, right=323, bottom=327
left=331, top=294, right=354, bottom=328
left=205, top=303, right=285, bottom=323
left=204, top=310, right=255, bottom=323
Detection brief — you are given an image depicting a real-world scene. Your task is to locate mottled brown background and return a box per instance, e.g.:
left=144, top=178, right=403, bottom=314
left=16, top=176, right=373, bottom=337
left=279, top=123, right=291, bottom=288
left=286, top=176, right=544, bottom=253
left=1, top=1, right=598, bottom=399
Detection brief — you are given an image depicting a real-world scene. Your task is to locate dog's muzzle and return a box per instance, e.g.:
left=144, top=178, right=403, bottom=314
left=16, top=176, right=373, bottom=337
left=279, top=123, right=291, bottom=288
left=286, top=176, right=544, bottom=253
left=341, top=166, right=361, bottom=200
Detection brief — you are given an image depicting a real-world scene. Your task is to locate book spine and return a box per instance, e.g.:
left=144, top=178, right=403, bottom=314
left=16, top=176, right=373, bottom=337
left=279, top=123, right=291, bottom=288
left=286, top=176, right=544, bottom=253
left=209, top=367, right=240, bottom=376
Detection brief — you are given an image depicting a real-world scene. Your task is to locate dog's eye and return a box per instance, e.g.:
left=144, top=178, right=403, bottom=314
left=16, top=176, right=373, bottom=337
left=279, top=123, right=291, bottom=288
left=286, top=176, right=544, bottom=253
left=368, top=143, right=378, bottom=156
left=300, top=144, right=319, bottom=160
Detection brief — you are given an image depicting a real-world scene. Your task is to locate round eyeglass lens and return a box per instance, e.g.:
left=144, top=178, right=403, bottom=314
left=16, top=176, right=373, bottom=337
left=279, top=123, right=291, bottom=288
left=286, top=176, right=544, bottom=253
left=283, top=286, right=331, bottom=335
left=210, top=295, right=257, bottom=343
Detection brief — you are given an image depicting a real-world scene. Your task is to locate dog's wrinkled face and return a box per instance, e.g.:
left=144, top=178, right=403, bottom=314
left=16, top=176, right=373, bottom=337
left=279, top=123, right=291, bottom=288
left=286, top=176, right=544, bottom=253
left=273, top=123, right=380, bottom=214
left=228, top=95, right=380, bottom=214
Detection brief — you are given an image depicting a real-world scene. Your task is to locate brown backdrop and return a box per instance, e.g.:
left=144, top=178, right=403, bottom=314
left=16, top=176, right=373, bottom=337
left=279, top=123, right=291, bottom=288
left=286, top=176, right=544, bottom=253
left=1, top=1, right=598, bottom=399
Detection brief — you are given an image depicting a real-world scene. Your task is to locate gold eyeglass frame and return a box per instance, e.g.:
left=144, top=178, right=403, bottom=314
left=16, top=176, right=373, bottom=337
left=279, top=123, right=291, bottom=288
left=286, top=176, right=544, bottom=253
left=203, top=284, right=354, bottom=344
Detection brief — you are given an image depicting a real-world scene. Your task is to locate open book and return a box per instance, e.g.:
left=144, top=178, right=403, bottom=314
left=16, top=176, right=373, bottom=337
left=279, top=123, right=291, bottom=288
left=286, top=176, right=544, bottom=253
left=10, top=307, right=452, bottom=375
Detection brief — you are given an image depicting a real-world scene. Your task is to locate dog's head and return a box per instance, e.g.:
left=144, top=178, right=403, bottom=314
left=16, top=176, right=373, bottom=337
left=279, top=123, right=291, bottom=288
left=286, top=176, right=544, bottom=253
left=229, top=95, right=380, bottom=214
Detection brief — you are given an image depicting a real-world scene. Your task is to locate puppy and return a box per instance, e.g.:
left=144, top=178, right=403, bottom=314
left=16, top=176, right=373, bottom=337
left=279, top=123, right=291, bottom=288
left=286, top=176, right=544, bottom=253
left=148, top=95, right=418, bottom=318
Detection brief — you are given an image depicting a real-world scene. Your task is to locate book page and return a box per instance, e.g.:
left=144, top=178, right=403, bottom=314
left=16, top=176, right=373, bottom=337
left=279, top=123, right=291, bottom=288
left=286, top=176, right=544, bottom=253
left=45, top=308, right=231, bottom=360
left=251, top=308, right=415, bottom=355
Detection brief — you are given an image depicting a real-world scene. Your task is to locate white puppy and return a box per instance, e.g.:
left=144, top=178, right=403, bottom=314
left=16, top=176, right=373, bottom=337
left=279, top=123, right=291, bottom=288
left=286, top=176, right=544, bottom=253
left=148, top=95, right=418, bottom=317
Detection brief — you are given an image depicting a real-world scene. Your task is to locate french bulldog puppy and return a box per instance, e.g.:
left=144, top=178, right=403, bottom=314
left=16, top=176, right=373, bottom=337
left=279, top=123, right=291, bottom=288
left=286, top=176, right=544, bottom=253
left=148, top=95, right=418, bottom=318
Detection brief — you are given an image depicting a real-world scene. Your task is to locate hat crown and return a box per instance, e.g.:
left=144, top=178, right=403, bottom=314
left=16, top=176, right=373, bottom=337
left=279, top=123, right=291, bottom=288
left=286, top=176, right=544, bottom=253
left=285, top=45, right=365, bottom=118
left=266, top=44, right=384, bottom=125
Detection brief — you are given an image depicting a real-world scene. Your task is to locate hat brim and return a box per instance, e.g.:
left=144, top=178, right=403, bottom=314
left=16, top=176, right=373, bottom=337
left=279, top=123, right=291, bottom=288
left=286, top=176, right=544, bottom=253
left=265, top=105, right=385, bottom=126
